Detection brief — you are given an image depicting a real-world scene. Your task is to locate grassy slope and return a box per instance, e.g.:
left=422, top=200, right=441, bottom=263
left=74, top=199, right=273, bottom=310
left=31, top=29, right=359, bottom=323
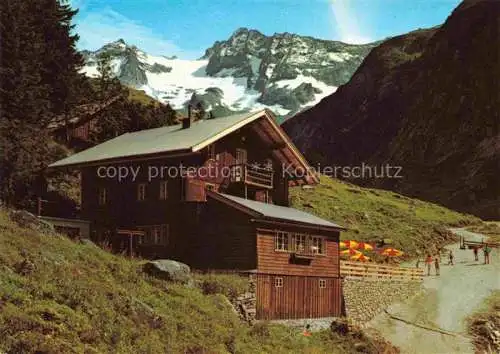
left=0, top=210, right=396, bottom=354
left=127, top=87, right=159, bottom=105
left=290, top=177, right=479, bottom=258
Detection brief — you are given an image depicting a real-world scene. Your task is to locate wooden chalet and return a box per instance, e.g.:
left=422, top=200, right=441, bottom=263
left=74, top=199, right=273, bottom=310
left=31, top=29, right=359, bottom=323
left=48, top=108, right=345, bottom=320
left=48, top=95, right=121, bottom=144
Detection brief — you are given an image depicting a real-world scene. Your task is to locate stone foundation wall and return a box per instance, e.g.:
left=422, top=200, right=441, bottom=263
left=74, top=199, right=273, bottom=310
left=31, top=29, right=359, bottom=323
left=343, top=278, right=422, bottom=326
left=232, top=274, right=257, bottom=324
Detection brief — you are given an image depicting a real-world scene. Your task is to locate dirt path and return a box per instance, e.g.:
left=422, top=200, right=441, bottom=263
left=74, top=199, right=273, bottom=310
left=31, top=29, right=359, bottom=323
left=366, top=228, right=500, bottom=354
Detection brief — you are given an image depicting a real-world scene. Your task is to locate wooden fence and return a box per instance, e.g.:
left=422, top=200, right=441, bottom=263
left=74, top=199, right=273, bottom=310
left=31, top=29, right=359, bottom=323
left=340, top=261, right=423, bottom=281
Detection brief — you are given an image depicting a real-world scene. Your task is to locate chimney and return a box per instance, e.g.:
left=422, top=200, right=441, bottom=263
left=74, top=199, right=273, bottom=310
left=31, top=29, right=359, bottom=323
left=183, top=104, right=192, bottom=129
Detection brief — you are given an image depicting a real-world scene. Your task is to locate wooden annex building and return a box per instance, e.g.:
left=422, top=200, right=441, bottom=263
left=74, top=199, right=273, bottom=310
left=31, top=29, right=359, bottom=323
left=49, top=108, right=345, bottom=320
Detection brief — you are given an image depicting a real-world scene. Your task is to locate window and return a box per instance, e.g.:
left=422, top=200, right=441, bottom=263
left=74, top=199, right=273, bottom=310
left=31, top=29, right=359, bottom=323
left=311, top=236, right=326, bottom=255
left=292, top=233, right=307, bottom=253
left=208, top=144, right=216, bottom=160
left=137, top=225, right=169, bottom=245
left=319, top=279, right=326, bottom=289
left=274, top=232, right=327, bottom=255
left=275, top=231, right=289, bottom=251
left=98, top=187, right=107, bottom=205
left=159, top=181, right=168, bottom=200
left=274, top=277, right=283, bottom=288
left=236, top=148, right=247, bottom=164
left=137, top=183, right=146, bottom=201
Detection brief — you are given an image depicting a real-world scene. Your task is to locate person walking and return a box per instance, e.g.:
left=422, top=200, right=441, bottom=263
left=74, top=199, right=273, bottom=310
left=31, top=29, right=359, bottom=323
left=434, top=256, right=440, bottom=276
left=484, top=245, right=491, bottom=264
left=425, top=254, right=433, bottom=276
left=447, top=250, right=454, bottom=265
left=473, top=247, right=479, bottom=261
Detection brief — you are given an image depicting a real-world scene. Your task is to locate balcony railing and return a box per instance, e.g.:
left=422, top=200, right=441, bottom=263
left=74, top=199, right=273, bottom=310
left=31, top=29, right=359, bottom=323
left=230, top=163, right=273, bottom=189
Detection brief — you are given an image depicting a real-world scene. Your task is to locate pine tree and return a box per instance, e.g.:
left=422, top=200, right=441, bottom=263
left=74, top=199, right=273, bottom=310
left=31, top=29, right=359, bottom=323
left=0, top=0, right=85, bottom=207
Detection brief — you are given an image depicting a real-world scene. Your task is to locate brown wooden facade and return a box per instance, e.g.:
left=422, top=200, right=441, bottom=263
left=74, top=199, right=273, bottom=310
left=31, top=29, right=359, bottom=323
left=52, top=110, right=343, bottom=320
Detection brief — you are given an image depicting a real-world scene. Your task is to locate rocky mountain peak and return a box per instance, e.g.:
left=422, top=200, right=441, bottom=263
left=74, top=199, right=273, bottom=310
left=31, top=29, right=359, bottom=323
left=81, top=28, right=376, bottom=120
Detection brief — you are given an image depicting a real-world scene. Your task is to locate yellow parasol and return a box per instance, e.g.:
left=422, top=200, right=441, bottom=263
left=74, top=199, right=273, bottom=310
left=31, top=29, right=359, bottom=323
left=340, top=240, right=359, bottom=249
left=340, top=248, right=362, bottom=256
left=354, top=242, right=374, bottom=251
left=380, top=248, right=404, bottom=257
left=351, top=253, right=370, bottom=262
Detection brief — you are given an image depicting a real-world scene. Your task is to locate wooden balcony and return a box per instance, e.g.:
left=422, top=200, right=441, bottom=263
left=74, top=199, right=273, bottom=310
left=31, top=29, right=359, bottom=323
left=230, top=163, right=273, bottom=189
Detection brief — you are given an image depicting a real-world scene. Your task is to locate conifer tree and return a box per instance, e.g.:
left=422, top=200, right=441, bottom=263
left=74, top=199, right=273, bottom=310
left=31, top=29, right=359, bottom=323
left=0, top=0, right=84, bottom=207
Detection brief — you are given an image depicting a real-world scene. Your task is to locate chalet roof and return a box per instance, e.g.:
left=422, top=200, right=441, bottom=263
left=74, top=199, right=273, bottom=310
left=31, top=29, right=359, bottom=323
left=47, top=95, right=122, bottom=130
left=211, top=192, right=345, bottom=231
left=48, top=109, right=318, bottom=184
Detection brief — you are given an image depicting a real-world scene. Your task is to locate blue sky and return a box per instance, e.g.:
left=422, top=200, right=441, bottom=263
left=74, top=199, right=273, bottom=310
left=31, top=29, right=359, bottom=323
left=72, top=0, right=462, bottom=59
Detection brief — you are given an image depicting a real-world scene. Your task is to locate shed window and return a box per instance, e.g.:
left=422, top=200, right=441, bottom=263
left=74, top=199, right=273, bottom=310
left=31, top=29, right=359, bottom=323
left=311, top=236, right=326, bottom=255
left=274, top=277, right=283, bottom=288
left=319, top=279, right=327, bottom=289
left=292, top=233, right=307, bottom=253
left=137, top=183, right=146, bottom=201
left=98, top=187, right=107, bottom=205
left=275, top=231, right=289, bottom=251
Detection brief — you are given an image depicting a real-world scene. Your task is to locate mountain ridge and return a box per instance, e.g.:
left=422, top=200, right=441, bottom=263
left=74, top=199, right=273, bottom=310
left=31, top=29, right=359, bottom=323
left=81, top=28, right=377, bottom=119
left=283, top=0, right=500, bottom=219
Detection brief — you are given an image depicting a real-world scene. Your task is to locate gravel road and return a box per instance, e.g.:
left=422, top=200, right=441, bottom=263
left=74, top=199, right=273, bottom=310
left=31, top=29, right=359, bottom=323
left=366, top=228, right=500, bottom=354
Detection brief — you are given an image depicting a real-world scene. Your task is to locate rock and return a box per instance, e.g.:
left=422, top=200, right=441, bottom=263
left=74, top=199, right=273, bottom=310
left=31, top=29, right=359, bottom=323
left=9, top=210, right=54, bottom=234
left=16, top=259, right=36, bottom=276
left=143, top=259, right=192, bottom=284
left=330, top=318, right=349, bottom=336
left=80, top=238, right=98, bottom=247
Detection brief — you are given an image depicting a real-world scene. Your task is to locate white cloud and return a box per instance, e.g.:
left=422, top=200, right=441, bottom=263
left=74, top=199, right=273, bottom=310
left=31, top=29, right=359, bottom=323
left=330, top=0, right=372, bottom=44
left=75, top=7, right=184, bottom=57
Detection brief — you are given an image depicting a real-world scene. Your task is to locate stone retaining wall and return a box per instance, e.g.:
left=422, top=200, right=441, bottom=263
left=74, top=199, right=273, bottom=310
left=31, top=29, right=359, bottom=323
left=342, top=278, right=422, bottom=326
left=232, top=274, right=257, bottom=324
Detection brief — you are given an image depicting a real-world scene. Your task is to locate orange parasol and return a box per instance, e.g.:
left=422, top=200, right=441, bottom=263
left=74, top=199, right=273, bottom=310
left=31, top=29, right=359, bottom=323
left=340, top=240, right=358, bottom=249
left=351, top=253, right=370, bottom=262
left=341, top=249, right=362, bottom=256
left=380, top=248, right=404, bottom=257
left=355, top=242, right=374, bottom=251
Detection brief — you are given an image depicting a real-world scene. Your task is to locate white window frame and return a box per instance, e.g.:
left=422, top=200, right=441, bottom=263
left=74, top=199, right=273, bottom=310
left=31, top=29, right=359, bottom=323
left=98, top=187, right=107, bottom=205
left=159, top=181, right=168, bottom=200
left=236, top=148, right=247, bottom=164
left=319, top=279, right=327, bottom=289
left=137, top=183, right=146, bottom=201
left=292, top=233, right=307, bottom=253
left=274, top=277, right=283, bottom=288
left=311, top=236, right=326, bottom=255
left=274, top=231, right=289, bottom=252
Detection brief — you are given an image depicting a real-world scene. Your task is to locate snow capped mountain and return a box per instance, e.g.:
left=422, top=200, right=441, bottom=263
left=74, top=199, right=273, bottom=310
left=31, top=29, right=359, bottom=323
left=81, top=29, right=377, bottom=119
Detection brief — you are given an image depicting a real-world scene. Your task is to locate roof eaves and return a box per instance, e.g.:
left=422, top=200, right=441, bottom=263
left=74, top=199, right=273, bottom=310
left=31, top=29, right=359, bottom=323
left=253, top=215, right=346, bottom=232
left=48, top=147, right=195, bottom=169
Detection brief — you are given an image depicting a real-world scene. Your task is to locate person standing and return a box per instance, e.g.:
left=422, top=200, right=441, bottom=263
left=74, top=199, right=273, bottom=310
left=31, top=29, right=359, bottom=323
left=434, top=256, right=440, bottom=276
left=473, top=247, right=479, bottom=261
left=425, top=254, right=433, bottom=276
left=447, top=250, right=454, bottom=265
left=484, top=245, right=491, bottom=264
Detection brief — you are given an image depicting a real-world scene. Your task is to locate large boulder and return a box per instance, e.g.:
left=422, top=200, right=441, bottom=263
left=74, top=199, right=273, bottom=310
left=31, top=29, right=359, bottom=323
left=9, top=210, right=54, bottom=234
left=143, top=259, right=192, bottom=284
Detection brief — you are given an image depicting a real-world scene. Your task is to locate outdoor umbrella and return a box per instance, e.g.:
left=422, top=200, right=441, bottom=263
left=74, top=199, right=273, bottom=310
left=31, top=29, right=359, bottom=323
left=355, top=242, right=374, bottom=251
left=340, top=249, right=362, bottom=256
left=340, top=240, right=358, bottom=249
left=380, top=248, right=404, bottom=257
left=351, top=253, right=370, bottom=262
